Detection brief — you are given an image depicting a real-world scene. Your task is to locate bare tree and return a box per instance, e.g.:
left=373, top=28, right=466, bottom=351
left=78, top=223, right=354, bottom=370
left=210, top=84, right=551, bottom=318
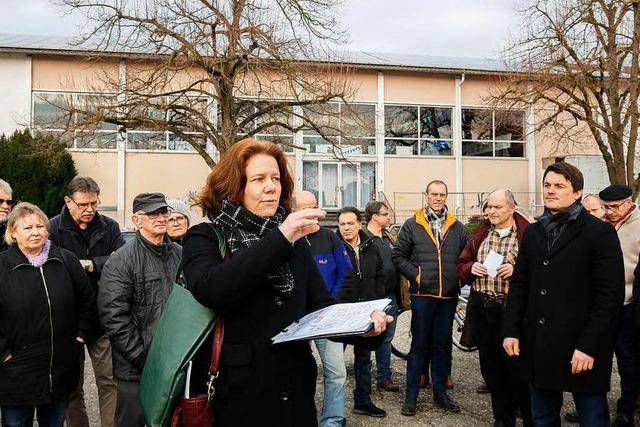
left=52, top=0, right=360, bottom=167
left=490, top=0, right=640, bottom=195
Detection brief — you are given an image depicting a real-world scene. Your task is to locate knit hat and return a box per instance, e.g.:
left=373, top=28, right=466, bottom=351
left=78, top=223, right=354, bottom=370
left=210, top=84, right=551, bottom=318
left=167, top=198, right=191, bottom=225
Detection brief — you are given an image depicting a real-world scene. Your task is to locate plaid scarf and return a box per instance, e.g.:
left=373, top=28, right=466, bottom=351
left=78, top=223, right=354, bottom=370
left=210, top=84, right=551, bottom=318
left=425, top=205, right=448, bottom=243
left=537, top=201, right=582, bottom=249
left=208, top=200, right=295, bottom=296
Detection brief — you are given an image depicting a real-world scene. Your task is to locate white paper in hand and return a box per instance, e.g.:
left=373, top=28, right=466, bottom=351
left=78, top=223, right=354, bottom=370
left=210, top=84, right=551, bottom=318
left=272, top=298, right=391, bottom=344
left=483, top=250, right=504, bottom=278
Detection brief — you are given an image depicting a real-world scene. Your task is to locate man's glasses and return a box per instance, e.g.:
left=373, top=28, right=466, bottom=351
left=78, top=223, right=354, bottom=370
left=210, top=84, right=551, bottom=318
left=603, top=200, right=630, bottom=212
left=69, top=197, right=100, bottom=211
left=138, top=209, right=170, bottom=220
left=0, top=199, right=13, bottom=207
left=376, top=212, right=390, bottom=217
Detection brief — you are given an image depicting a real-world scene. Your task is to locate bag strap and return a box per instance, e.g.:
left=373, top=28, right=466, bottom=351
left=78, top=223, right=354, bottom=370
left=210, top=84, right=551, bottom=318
left=209, top=316, right=224, bottom=376
left=205, top=223, right=228, bottom=400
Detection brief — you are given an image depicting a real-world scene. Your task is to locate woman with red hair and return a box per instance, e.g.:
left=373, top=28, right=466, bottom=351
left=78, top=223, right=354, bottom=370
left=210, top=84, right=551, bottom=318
left=181, top=139, right=390, bottom=427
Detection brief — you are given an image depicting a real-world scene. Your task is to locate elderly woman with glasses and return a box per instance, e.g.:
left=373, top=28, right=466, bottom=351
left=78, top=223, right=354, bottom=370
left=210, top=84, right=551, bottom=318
left=0, top=202, right=96, bottom=427
left=166, top=198, right=191, bottom=244
left=181, top=139, right=392, bottom=427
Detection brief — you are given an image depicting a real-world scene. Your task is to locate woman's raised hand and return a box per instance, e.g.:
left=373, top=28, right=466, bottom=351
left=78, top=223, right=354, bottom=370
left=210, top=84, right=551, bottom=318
left=278, top=208, right=326, bottom=243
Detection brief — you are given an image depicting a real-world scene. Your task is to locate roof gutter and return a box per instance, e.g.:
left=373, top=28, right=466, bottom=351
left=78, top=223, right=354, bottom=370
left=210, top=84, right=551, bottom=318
left=0, top=46, right=513, bottom=76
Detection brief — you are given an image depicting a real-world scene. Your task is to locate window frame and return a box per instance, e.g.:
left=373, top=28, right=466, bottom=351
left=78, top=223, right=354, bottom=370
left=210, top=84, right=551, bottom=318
left=383, top=103, right=455, bottom=158
left=461, top=107, right=526, bottom=159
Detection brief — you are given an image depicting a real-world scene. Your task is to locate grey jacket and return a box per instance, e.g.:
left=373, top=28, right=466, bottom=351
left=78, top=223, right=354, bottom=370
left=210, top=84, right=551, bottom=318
left=98, top=233, right=181, bottom=381
left=392, top=208, right=466, bottom=298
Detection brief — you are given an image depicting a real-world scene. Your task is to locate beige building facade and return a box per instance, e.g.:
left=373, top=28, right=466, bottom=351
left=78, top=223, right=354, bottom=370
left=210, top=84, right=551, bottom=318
left=0, top=34, right=587, bottom=228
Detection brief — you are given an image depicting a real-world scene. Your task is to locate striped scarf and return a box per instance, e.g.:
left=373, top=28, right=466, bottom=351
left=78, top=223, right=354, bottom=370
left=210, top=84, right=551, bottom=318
left=425, top=205, right=448, bottom=244
left=208, top=200, right=295, bottom=296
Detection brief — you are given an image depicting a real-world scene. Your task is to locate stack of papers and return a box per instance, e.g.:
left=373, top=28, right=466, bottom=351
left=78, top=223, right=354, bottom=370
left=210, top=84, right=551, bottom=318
left=272, top=298, right=391, bottom=344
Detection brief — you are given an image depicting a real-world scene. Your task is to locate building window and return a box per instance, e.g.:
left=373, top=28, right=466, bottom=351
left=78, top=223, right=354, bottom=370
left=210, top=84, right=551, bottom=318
left=384, top=105, right=453, bottom=156
left=302, top=160, right=376, bottom=209
left=462, top=108, right=525, bottom=158
left=302, top=103, right=376, bottom=155
left=33, top=91, right=207, bottom=152
left=237, top=101, right=295, bottom=153
left=33, top=92, right=119, bottom=150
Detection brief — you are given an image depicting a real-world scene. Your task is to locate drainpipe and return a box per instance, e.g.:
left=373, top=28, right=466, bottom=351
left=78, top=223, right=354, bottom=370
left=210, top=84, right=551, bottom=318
left=454, top=73, right=465, bottom=214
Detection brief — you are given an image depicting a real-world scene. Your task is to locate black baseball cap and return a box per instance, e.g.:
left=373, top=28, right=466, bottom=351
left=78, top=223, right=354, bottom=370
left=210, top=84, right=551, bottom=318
left=133, top=192, right=170, bottom=213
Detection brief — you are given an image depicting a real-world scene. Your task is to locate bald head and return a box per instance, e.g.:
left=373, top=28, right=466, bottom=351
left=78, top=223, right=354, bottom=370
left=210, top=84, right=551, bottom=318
left=583, top=194, right=605, bottom=219
left=486, top=189, right=517, bottom=229
left=293, top=191, right=318, bottom=211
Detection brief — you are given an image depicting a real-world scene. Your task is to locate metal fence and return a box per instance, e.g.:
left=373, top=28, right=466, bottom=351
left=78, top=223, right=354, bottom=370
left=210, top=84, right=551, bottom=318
left=390, top=191, right=544, bottom=225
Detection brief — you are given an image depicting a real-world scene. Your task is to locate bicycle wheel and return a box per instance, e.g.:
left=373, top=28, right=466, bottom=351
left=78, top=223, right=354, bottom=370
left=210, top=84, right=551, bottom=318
left=452, top=300, right=477, bottom=352
left=391, top=309, right=411, bottom=360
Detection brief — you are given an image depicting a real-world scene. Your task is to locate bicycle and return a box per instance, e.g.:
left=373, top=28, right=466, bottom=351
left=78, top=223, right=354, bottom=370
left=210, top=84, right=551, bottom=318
left=391, top=294, right=477, bottom=360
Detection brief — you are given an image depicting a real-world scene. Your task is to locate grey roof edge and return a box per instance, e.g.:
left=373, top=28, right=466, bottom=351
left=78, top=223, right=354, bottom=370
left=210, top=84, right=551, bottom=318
left=0, top=32, right=512, bottom=75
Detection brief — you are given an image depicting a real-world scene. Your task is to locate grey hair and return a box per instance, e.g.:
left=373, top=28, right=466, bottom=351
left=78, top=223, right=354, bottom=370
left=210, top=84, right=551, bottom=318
left=67, top=176, right=100, bottom=197
left=488, top=189, right=517, bottom=207
left=582, top=194, right=604, bottom=205
left=0, top=179, right=12, bottom=195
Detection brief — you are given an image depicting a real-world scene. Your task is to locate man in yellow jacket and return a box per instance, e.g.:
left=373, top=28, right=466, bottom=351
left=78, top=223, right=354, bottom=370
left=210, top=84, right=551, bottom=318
left=392, top=180, right=467, bottom=416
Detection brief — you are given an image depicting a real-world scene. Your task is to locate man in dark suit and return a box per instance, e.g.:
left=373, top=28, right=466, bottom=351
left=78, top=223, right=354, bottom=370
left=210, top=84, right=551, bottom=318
left=502, top=162, right=624, bottom=426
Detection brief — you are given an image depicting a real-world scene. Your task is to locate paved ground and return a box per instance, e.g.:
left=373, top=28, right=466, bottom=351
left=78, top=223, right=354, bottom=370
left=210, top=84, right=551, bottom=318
left=79, top=343, right=630, bottom=427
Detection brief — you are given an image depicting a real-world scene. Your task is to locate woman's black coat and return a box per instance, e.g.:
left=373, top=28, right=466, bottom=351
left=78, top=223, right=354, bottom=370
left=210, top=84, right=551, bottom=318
left=0, top=243, right=97, bottom=406
left=182, top=223, right=335, bottom=427
left=502, top=209, right=624, bottom=394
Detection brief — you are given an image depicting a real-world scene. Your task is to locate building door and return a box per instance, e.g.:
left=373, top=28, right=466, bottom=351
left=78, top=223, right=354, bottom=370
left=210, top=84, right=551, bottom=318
left=302, top=161, right=376, bottom=209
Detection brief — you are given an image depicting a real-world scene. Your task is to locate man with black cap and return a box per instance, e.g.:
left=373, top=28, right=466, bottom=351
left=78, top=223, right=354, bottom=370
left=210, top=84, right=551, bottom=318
left=98, top=193, right=182, bottom=427
left=599, top=184, right=640, bottom=426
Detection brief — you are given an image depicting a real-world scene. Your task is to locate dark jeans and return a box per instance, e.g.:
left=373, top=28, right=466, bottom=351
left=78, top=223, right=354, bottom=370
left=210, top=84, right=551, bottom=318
left=615, top=304, right=638, bottom=418
left=1, top=398, right=69, bottom=427
left=375, top=291, right=398, bottom=382
left=469, top=291, right=531, bottom=426
left=406, top=296, right=456, bottom=400
left=529, top=387, right=609, bottom=427
left=353, top=345, right=373, bottom=405
left=115, top=380, right=145, bottom=427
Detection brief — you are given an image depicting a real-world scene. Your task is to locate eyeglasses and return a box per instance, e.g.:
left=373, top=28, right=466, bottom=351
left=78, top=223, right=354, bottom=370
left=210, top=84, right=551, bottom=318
left=375, top=212, right=390, bottom=217
left=69, top=197, right=100, bottom=211
left=603, top=200, right=630, bottom=212
left=138, top=209, right=170, bottom=220
left=0, top=198, right=13, bottom=207
left=168, top=216, right=186, bottom=224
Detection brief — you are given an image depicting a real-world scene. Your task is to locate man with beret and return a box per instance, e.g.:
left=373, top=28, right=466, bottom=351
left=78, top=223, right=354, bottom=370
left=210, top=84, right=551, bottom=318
left=98, top=193, right=182, bottom=427
left=599, top=184, right=640, bottom=426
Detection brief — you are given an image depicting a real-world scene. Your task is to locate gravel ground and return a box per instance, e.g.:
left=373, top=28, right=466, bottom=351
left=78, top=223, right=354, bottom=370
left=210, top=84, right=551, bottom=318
left=79, top=340, right=630, bottom=427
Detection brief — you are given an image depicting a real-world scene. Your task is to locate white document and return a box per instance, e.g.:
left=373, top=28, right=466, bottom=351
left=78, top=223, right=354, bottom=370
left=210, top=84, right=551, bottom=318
left=483, top=250, right=504, bottom=278
left=272, top=298, right=391, bottom=344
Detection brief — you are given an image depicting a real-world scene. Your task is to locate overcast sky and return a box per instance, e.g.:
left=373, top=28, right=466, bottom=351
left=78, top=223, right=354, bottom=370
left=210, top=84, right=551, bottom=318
left=0, top=0, right=520, bottom=59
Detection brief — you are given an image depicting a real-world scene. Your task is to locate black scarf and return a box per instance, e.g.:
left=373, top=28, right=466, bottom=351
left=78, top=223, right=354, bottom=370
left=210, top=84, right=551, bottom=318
left=208, top=200, right=295, bottom=296
left=537, top=201, right=582, bottom=248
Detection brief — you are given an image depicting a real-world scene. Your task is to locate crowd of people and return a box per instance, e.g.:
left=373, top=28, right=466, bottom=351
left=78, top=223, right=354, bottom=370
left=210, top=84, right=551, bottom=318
left=0, top=138, right=637, bottom=427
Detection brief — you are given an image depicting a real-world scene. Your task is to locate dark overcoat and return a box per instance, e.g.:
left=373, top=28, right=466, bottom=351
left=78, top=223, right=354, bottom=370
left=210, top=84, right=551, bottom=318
left=502, top=209, right=624, bottom=394
left=0, top=244, right=96, bottom=406
left=182, top=223, right=335, bottom=427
